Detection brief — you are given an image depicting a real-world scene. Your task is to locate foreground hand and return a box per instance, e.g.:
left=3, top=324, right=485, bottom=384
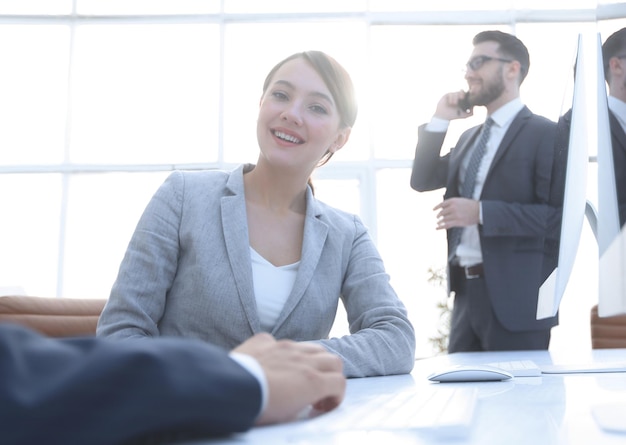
left=434, top=197, right=480, bottom=229
left=233, top=333, right=345, bottom=425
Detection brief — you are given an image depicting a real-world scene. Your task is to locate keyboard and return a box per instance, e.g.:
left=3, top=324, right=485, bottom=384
left=299, top=386, right=478, bottom=439
left=540, top=361, right=626, bottom=374
left=487, top=359, right=542, bottom=377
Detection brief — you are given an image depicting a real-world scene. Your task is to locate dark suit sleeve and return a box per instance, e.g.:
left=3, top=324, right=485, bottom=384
left=610, top=113, right=626, bottom=227
left=0, top=323, right=262, bottom=445
left=410, top=124, right=450, bottom=192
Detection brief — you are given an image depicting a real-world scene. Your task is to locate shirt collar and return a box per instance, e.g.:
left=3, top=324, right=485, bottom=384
left=487, top=97, right=524, bottom=129
left=608, top=95, right=626, bottom=127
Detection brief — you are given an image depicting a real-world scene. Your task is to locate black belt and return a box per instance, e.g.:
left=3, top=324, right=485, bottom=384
left=454, top=263, right=484, bottom=279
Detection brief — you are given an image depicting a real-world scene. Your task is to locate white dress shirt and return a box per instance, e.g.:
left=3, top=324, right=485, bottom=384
left=608, top=95, right=626, bottom=133
left=229, top=352, right=268, bottom=419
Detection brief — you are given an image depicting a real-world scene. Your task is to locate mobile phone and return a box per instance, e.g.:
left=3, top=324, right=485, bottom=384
left=458, top=91, right=471, bottom=113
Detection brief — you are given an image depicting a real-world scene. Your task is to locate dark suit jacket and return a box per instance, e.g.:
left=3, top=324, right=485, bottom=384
left=411, top=106, right=560, bottom=332
left=609, top=111, right=626, bottom=227
left=0, top=323, right=261, bottom=445
left=556, top=108, right=626, bottom=228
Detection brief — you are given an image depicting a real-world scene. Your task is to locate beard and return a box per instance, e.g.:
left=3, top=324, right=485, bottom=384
left=469, top=72, right=505, bottom=107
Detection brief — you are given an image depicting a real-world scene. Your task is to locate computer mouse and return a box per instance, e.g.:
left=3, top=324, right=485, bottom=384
left=428, top=364, right=513, bottom=382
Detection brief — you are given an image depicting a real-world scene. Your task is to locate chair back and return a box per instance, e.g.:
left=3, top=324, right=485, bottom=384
left=0, top=295, right=107, bottom=337
left=590, top=304, right=626, bottom=349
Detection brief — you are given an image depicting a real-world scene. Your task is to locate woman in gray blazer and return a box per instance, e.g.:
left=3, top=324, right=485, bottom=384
left=97, top=51, right=415, bottom=378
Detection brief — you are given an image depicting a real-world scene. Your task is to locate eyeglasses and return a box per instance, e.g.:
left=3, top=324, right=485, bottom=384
left=466, top=55, right=514, bottom=71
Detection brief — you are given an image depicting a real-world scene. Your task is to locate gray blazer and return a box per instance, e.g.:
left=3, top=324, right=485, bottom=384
left=97, top=164, right=416, bottom=377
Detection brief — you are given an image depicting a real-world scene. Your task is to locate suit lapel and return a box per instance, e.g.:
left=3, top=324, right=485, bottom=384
left=610, top=111, right=626, bottom=153
left=272, top=187, right=328, bottom=333
left=485, top=106, right=531, bottom=178
left=221, top=166, right=260, bottom=332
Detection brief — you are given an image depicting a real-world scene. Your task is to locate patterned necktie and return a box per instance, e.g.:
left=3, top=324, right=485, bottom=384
left=460, top=117, right=494, bottom=198
left=449, top=117, right=494, bottom=261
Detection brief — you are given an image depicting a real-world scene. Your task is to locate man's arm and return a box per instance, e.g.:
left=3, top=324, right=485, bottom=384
left=0, top=325, right=345, bottom=445
left=410, top=125, right=450, bottom=192
left=410, top=91, right=472, bottom=192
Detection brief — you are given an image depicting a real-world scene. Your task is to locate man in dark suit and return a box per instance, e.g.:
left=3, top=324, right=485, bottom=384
left=601, top=27, right=626, bottom=228
left=0, top=324, right=344, bottom=445
left=410, top=30, right=561, bottom=352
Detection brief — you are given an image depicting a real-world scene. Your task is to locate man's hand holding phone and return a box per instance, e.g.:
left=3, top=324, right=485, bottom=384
left=433, top=90, right=473, bottom=120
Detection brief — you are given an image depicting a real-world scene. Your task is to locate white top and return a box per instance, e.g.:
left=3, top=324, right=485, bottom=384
left=250, top=247, right=300, bottom=332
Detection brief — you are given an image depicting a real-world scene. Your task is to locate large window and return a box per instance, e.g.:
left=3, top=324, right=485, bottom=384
left=1, top=2, right=625, bottom=357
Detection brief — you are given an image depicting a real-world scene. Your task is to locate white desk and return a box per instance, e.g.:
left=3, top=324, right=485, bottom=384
left=193, top=349, right=626, bottom=445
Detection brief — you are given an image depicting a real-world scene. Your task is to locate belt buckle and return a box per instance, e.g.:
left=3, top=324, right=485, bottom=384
left=464, top=267, right=480, bottom=279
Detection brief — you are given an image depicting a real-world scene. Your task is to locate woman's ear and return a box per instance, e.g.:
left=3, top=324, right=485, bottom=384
left=330, top=127, right=352, bottom=153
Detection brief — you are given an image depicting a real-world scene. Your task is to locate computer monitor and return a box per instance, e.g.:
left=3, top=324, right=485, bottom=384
left=537, top=32, right=626, bottom=320
left=596, top=31, right=626, bottom=317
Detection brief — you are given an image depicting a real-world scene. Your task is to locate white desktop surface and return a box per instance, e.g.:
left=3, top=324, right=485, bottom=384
left=191, top=349, right=626, bottom=445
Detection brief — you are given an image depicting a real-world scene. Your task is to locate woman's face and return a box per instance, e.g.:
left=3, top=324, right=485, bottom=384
left=257, top=57, right=350, bottom=173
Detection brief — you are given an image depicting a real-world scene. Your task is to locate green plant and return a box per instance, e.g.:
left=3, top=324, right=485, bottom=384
left=426, top=266, right=451, bottom=354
